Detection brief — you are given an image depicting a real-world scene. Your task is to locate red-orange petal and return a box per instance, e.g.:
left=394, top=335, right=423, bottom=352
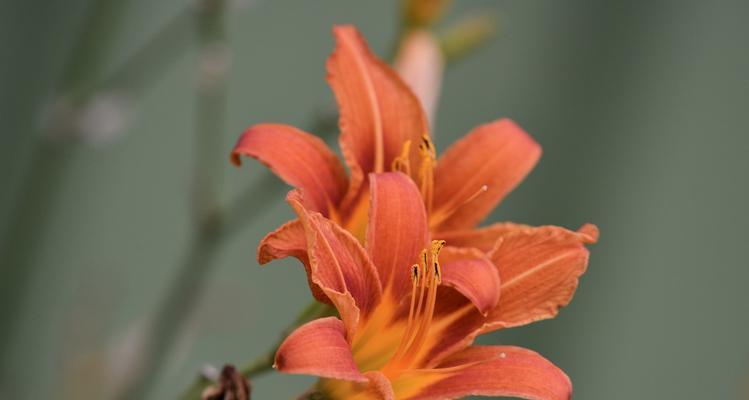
left=481, top=223, right=599, bottom=332
left=260, top=190, right=383, bottom=337
left=364, top=371, right=395, bottom=400
left=438, top=247, right=500, bottom=315
left=275, top=317, right=367, bottom=382
left=290, top=190, right=383, bottom=333
left=257, top=219, right=330, bottom=304
left=401, top=345, right=571, bottom=400
left=366, top=172, right=429, bottom=298
left=437, top=223, right=519, bottom=253
left=431, top=119, right=541, bottom=232
left=231, top=123, right=347, bottom=215
left=327, top=25, right=429, bottom=213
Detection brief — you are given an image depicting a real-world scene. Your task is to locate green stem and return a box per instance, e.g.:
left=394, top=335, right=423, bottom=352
left=120, top=231, right=223, bottom=400
left=181, top=301, right=335, bottom=399
left=0, top=0, right=128, bottom=364
left=79, top=8, right=194, bottom=101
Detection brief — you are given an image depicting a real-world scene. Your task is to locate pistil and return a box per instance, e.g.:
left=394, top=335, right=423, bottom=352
left=429, top=184, right=488, bottom=228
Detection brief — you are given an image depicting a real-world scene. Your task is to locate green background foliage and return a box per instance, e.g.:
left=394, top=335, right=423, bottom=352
left=1, top=0, right=748, bottom=399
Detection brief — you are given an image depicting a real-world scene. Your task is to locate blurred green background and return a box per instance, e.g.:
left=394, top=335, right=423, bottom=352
left=2, top=0, right=748, bottom=399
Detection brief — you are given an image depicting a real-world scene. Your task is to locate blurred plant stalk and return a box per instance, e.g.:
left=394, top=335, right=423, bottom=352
left=0, top=0, right=131, bottom=369
left=181, top=301, right=336, bottom=399
left=115, top=1, right=230, bottom=399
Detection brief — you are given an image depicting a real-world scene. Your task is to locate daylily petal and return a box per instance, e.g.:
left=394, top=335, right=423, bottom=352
left=438, top=246, right=500, bottom=315
left=415, top=223, right=598, bottom=367
left=257, top=219, right=330, bottom=304
left=320, top=371, right=395, bottom=400
left=431, top=119, right=541, bottom=232
left=481, top=223, right=599, bottom=332
left=290, top=190, right=383, bottom=326
left=437, top=223, right=519, bottom=252
left=231, top=123, right=347, bottom=215
left=327, top=25, right=429, bottom=211
left=275, top=317, right=367, bottom=382
left=363, top=371, right=395, bottom=400
left=367, top=172, right=428, bottom=298
left=401, top=345, right=571, bottom=400
left=260, top=190, right=383, bottom=337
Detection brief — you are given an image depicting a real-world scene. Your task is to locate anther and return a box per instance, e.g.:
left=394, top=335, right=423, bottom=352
left=386, top=240, right=447, bottom=374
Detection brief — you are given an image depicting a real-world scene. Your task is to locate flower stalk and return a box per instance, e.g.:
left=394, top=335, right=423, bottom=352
left=116, top=1, right=229, bottom=399
left=181, top=301, right=335, bottom=399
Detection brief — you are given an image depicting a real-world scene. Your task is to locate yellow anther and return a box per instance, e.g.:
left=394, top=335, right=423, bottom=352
left=430, top=239, right=445, bottom=283
left=418, top=134, right=436, bottom=158
left=417, top=134, right=437, bottom=216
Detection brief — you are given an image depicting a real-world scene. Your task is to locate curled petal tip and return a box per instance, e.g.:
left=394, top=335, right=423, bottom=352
left=577, top=223, right=599, bottom=243
left=229, top=152, right=242, bottom=166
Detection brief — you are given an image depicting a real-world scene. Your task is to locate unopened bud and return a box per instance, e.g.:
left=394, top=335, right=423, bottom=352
left=201, top=364, right=251, bottom=400
left=395, top=30, right=444, bottom=127
left=440, top=13, right=497, bottom=63
left=403, top=0, right=451, bottom=28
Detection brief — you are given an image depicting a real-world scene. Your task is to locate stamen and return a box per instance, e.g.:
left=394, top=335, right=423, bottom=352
left=418, top=134, right=436, bottom=215
left=431, top=240, right=445, bottom=284
left=384, top=240, right=446, bottom=374
left=391, top=140, right=412, bottom=175
left=429, top=185, right=489, bottom=227
left=388, top=253, right=426, bottom=366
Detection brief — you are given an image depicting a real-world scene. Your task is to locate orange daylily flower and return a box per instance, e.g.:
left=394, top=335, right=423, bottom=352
left=231, top=25, right=542, bottom=243
left=233, top=25, right=599, bottom=397
left=260, top=173, right=597, bottom=399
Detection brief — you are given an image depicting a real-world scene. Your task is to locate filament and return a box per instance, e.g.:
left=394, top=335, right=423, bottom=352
left=384, top=240, right=445, bottom=374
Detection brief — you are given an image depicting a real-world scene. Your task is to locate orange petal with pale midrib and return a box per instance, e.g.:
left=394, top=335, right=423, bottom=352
left=260, top=190, right=383, bottom=337
left=231, top=123, right=347, bottom=215
left=432, top=119, right=541, bottom=232
left=400, top=345, right=571, bottom=400
left=438, top=246, right=500, bottom=316
left=275, top=317, right=367, bottom=382
left=257, top=219, right=331, bottom=304
left=366, top=172, right=428, bottom=299
left=481, top=223, right=599, bottom=332
left=414, top=223, right=598, bottom=366
left=327, top=25, right=429, bottom=216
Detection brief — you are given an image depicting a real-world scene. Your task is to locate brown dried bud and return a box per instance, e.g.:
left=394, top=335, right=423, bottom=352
left=201, top=364, right=251, bottom=400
